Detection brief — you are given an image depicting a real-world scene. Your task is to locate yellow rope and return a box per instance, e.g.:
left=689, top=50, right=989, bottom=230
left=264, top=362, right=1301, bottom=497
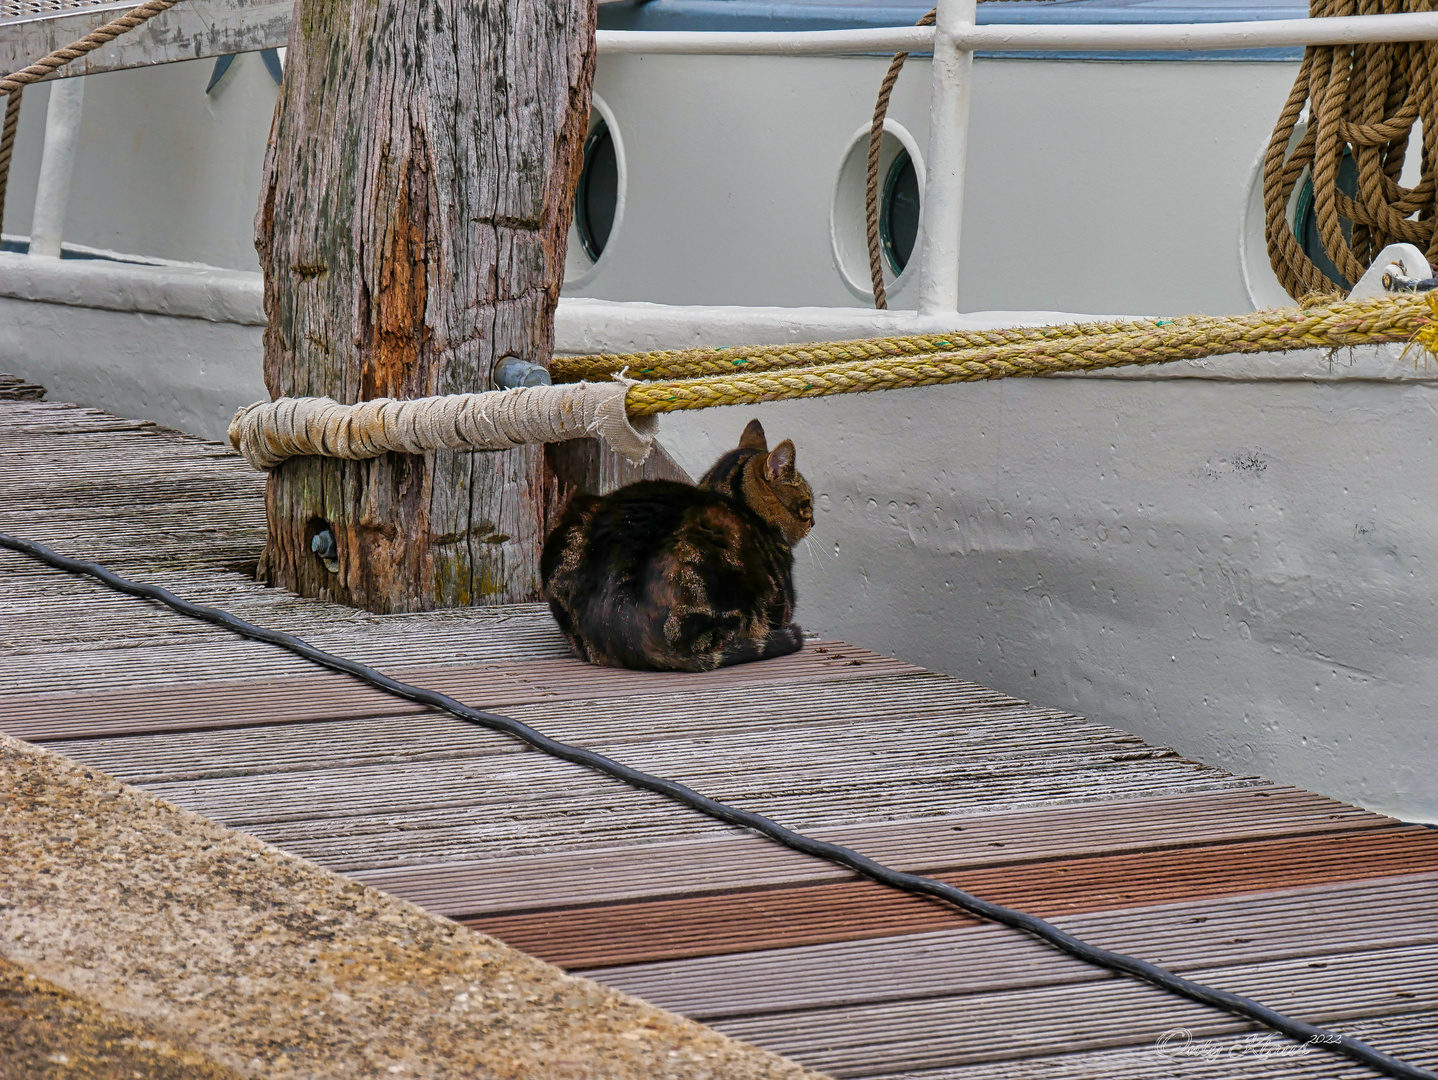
left=227, top=293, right=1438, bottom=468
left=552, top=316, right=1216, bottom=383
left=613, top=293, right=1438, bottom=416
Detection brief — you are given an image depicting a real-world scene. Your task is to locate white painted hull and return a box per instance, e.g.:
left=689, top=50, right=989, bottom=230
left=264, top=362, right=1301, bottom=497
left=0, top=48, right=1432, bottom=822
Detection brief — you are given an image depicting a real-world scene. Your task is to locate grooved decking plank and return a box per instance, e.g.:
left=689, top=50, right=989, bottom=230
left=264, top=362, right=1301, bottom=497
left=0, top=403, right=266, bottom=574
left=127, top=744, right=1242, bottom=860
left=0, top=401, right=152, bottom=434
left=581, top=875, right=1438, bottom=1019
left=29, top=668, right=1261, bottom=877
left=0, top=588, right=571, bottom=693
left=1, top=645, right=920, bottom=741
left=712, top=943, right=1438, bottom=1076
left=340, top=785, right=1390, bottom=917
left=851, top=1011, right=1438, bottom=1080
left=463, top=829, right=1438, bottom=969
left=20, top=674, right=1027, bottom=776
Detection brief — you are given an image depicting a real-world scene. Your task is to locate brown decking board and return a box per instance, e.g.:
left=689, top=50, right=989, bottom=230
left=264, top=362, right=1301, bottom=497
left=345, top=785, right=1397, bottom=916
left=464, top=830, right=1438, bottom=968
left=873, top=1011, right=1438, bottom=1080
left=712, top=943, right=1438, bottom=1077
left=581, top=876, right=1438, bottom=1019
left=0, top=645, right=919, bottom=741
left=3, top=393, right=1437, bottom=1079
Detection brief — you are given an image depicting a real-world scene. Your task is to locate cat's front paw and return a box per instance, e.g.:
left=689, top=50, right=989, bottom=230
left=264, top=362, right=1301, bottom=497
left=765, top=623, right=804, bottom=658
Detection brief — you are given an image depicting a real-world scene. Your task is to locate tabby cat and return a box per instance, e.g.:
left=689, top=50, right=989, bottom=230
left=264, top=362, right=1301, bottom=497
left=541, top=419, right=814, bottom=671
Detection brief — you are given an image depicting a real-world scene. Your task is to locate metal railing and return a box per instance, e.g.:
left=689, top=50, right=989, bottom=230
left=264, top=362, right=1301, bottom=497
left=596, top=7, right=1438, bottom=316
left=14, top=4, right=1438, bottom=318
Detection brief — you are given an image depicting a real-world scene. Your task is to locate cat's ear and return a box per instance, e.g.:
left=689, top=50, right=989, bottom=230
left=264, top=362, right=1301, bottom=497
left=739, top=418, right=768, bottom=451
left=765, top=440, right=797, bottom=481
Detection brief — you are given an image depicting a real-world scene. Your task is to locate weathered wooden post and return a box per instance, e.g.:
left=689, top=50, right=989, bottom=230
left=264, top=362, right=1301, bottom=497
left=256, top=0, right=597, bottom=612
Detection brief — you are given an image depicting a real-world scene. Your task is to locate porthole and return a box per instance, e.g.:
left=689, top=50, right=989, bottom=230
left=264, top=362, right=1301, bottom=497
left=1242, top=125, right=1418, bottom=307
left=1291, top=145, right=1357, bottom=290
left=881, top=150, right=921, bottom=276
left=830, top=120, right=925, bottom=302
left=564, top=95, right=626, bottom=289
left=575, top=121, right=618, bottom=262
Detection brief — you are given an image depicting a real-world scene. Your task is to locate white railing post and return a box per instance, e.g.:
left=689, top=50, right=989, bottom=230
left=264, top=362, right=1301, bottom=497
left=915, top=0, right=974, bottom=316
left=30, top=77, right=85, bottom=259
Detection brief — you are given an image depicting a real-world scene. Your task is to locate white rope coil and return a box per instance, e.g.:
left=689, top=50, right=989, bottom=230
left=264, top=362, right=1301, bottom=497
left=228, top=381, right=656, bottom=471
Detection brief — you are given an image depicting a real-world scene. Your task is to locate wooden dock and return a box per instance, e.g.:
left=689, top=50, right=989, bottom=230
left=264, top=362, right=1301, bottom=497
left=3, top=391, right=1437, bottom=1078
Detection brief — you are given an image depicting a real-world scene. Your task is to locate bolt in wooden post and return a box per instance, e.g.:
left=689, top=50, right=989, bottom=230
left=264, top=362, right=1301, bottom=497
left=255, top=0, right=598, bottom=612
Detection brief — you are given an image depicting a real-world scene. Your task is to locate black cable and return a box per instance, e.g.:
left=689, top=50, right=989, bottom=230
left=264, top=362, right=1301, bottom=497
left=3, top=529, right=1433, bottom=1080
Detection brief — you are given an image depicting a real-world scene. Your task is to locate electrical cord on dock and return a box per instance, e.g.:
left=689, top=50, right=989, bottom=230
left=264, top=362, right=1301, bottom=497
left=2, top=529, right=1434, bottom=1080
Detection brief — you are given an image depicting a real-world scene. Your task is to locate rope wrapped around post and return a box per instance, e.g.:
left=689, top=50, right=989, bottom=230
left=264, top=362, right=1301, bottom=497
left=229, top=380, right=655, bottom=472
left=230, top=293, right=1438, bottom=470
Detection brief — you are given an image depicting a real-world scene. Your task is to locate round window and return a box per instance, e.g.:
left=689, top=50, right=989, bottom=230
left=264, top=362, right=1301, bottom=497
left=1291, top=145, right=1358, bottom=290
left=829, top=121, right=925, bottom=302
left=881, top=150, right=921, bottom=276
left=575, top=120, right=619, bottom=262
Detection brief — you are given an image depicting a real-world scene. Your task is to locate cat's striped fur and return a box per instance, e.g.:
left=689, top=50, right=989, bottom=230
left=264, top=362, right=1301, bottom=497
left=540, top=419, right=814, bottom=671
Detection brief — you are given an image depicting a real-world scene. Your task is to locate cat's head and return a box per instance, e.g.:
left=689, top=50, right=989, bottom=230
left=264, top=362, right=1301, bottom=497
left=733, top=419, right=815, bottom=544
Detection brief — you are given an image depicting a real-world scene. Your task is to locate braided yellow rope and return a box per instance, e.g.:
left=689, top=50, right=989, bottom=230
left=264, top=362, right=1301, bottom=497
left=226, top=294, right=1438, bottom=467
left=552, top=316, right=1203, bottom=384
left=557, top=295, right=1435, bottom=385
left=619, top=293, right=1438, bottom=416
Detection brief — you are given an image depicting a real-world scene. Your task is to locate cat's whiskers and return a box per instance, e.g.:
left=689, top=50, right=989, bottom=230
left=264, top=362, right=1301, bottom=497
left=801, top=533, right=820, bottom=569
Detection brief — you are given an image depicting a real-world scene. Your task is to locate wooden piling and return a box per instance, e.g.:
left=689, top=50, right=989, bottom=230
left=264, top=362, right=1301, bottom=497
left=255, top=0, right=598, bottom=612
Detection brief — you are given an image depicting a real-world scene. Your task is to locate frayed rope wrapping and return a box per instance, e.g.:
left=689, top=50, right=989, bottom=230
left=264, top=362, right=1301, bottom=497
left=230, top=294, right=1438, bottom=470
left=228, top=380, right=655, bottom=471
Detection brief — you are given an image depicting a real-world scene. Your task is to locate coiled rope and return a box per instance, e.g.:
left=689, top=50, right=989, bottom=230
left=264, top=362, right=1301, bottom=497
left=1265, top=0, right=1438, bottom=298
left=867, top=0, right=1438, bottom=304
left=229, top=380, right=655, bottom=471
left=0, top=531, right=1433, bottom=1080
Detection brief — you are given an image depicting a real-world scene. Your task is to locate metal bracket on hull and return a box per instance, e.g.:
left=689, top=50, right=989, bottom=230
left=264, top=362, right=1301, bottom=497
left=1348, top=243, right=1435, bottom=300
